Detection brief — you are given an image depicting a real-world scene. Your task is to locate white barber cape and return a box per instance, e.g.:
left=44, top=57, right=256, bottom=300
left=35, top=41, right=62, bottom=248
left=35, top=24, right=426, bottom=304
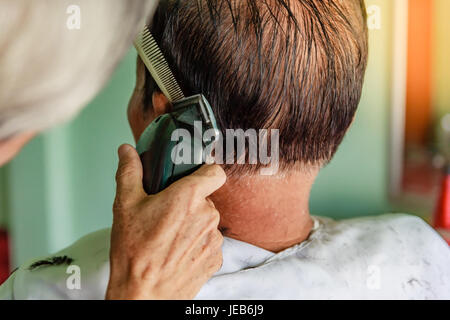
left=1, top=214, right=450, bottom=299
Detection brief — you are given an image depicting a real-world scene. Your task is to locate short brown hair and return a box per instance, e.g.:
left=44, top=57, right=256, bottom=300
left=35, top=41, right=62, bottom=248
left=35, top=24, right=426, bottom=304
left=146, top=0, right=368, bottom=172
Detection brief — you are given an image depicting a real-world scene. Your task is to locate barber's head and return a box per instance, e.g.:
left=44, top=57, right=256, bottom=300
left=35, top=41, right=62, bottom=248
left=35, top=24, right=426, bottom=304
left=128, top=0, right=368, bottom=175
left=0, top=0, right=157, bottom=165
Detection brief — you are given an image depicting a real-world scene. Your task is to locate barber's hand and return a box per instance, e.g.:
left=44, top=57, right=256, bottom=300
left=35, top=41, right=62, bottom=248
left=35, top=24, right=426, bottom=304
left=106, top=144, right=226, bottom=300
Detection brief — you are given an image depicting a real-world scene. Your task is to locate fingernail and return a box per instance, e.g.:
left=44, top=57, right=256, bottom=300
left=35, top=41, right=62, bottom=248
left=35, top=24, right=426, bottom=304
left=118, top=144, right=132, bottom=158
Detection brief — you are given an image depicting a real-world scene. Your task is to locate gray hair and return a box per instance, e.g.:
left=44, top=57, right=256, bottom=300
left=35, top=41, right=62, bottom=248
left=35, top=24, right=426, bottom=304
left=0, top=0, right=157, bottom=139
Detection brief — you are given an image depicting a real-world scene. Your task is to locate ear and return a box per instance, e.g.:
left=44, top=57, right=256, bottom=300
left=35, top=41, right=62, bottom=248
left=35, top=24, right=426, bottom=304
left=151, top=91, right=172, bottom=117
left=0, top=131, right=36, bottom=166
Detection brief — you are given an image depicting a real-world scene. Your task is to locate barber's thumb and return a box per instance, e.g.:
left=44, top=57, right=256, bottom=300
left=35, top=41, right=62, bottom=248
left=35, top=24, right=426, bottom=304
left=115, top=144, right=145, bottom=204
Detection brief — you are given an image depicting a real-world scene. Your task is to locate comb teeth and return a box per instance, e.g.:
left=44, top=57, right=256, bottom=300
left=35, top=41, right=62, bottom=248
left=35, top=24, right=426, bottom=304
left=134, top=27, right=185, bottom=102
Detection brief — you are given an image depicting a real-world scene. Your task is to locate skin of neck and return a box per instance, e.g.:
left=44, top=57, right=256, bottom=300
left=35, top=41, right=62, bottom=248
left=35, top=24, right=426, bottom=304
left=209, top=168, right=319, bottom=253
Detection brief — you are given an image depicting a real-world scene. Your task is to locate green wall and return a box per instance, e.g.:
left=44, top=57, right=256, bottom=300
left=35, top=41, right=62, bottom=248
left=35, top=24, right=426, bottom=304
left=3, top=0, right=398, bottom=266
left=433, top=0, right=450, bottom=118
left=0, top=166, right=7, bottom=228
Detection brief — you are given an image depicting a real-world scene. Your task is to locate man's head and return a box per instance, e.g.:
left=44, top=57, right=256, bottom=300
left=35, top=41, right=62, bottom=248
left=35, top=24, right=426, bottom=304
left=128, top=0, right=368, bottom=175
left=0, top=0, right=157, bottom=166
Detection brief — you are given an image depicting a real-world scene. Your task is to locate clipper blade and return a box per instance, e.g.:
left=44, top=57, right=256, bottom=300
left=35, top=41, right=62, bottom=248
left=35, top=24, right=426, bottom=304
left=134, top=27, right=185, bottom=103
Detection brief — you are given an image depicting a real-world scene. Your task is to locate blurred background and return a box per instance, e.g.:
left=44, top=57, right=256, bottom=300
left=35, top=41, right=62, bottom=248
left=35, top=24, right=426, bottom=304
left=0, top=0, right=449, bottom=279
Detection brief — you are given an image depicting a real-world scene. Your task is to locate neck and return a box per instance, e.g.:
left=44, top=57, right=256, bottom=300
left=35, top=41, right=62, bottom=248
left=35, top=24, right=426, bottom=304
left=210, top=169, right=318, bottom=253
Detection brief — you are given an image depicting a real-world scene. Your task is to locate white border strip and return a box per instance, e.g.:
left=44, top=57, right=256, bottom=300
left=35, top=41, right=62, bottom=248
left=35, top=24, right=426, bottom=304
left=389, top=0, right=409, bottom=198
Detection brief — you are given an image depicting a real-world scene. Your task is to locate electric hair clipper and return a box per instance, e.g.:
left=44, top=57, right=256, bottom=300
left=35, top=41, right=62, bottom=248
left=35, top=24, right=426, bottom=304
left=134, top=27, right=220, bottom=194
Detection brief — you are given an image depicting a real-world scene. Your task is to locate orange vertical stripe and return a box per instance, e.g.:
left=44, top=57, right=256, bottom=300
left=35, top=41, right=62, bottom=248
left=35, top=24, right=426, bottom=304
left=405, top=0, right=433, bottom=145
